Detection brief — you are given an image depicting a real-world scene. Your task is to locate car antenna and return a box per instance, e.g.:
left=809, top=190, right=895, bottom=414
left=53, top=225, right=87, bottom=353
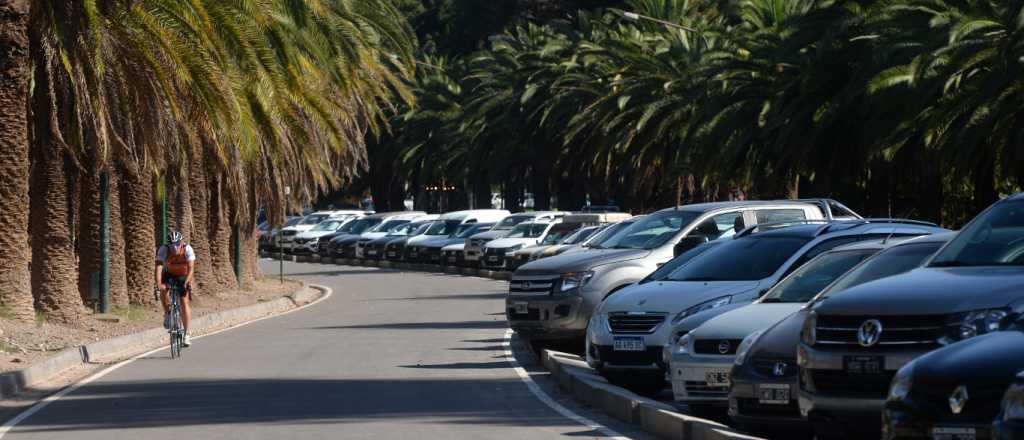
left=882, top=227, right=896, bottom=245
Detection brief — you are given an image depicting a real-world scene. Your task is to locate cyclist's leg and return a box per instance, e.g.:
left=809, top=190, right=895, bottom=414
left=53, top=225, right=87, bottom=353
left=159, top=271, right=172, bottom=313
left=180, top=287, right=191, bottom=333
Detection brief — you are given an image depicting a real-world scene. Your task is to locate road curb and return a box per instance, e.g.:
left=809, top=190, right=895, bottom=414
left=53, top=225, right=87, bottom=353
left=539, top=349, right=764, bottom=440
left=443, top=266, right=459, bottom=275
left=0, top=284, right=326, bottom=400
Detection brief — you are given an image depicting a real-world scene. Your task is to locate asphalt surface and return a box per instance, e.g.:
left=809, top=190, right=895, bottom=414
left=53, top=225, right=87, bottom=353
left=2, top=261, right=649, bottom=440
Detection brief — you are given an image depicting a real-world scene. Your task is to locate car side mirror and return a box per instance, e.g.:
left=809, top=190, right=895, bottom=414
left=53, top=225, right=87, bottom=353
left=674, top=236, right=709, bottom=256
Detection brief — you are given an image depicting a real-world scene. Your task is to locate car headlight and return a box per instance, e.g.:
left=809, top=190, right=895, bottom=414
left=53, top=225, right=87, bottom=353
left=674, top=333, right=692, bottom=355
left=802, top=312, right=817, bottom=346
left=1003, top=383, right=1024, bottom=421
left=942, top=308, right=1011, bottom=344
left=671, top=295, right=732, bottom=325
left=559, top=271, right=594, bottom=292
left=888, top=362, right=915, bottom=402
left=734, top=329, right=765, bottom=366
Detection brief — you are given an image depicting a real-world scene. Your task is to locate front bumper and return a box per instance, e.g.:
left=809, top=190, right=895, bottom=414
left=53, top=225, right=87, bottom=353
left=993, top=419, right=1024, bottom=440
left=729, top=360, right=804, bottom=429
left=670, top=353, right=733, bottom=404
left=506, top=294, right=587, bottom=341
left=883, top=401, right=995, bottom=440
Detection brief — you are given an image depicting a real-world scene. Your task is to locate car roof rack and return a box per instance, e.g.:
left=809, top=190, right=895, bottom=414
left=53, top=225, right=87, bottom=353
left=734, top=220, right=832, bottom=238
left=812, top=218, right=940, bottom=237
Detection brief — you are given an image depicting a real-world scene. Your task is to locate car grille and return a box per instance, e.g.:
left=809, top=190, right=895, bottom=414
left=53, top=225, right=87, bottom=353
left=469, top=238, right=491, bottom=248
left=595, top=346, right=662, bottom=366
left=507, top=307, right=540, bottom=321
left=752, top=358, right=798, bottom=378
left=693, top=339, right=743, bottom=355
left=917, top=383, right=1005, bottom=422
left=815, top=314, right=947, bottom=348
left=607, top=313, right=667, bottom=334
left=808, top=370, right=894, bottom=397
left=508, top=277, right=558, bottom=295
left=282, top=230, right=298, bottom=237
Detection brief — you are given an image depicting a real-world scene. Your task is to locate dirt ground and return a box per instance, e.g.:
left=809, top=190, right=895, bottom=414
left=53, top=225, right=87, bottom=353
left=0, top=277, right=303, bottom=373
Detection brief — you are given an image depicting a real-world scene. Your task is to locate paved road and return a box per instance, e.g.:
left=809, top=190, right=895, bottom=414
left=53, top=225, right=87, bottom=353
left=3, top=261, right=646, bottom=439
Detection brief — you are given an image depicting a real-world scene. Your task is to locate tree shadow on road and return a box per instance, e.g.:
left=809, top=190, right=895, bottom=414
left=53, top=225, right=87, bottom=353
left=304, top=320, right=508, bottom=331
left=363, top=292, right=507, bottom=302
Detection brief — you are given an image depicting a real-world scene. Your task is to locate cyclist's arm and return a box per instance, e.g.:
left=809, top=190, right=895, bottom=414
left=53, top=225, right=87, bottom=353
left=155, top=262, right=165, bottom=290
left=185, top=261, right=195, bottom=287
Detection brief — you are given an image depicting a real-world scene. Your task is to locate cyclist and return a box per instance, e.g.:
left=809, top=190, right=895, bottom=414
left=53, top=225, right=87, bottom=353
left=155, top=231, right=195, bottom=347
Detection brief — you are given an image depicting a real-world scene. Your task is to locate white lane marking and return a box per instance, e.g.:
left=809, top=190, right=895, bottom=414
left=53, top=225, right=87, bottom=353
left=0, top=285, right=334, bottom=438
left=502, top=329, right=629, bottom=439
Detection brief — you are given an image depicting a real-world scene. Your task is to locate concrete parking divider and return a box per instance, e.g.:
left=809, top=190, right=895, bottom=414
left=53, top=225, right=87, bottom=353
left=0, top=284, right=327, bottom=400
left=460, top=267, right=476, bottom=276
left=539, top=348, right=765, bottom=440
left=443, top=266, right=459, bottom=275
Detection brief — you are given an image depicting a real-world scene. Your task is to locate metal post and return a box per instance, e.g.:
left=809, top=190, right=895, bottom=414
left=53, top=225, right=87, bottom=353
left=280, top=186, right=290, bottom=284
left=99, top=171, right=111, bottom=313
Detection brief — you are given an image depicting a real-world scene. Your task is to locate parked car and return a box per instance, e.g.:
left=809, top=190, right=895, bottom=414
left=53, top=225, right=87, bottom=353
left=481, top=220, right=563, bottom=270
left=883, top=314, right=1024, bottom=440
left=994, top=371, right=1024, bottom=440
left=324, top=215, right=391, bottom=258
left=280, top=210, right=366, bottom=252
left=798, top=193, right=1024, bottom=439
left=464, top=212, right=563, bottom=267
left=416, top=222, right=495, bottom=266
left=508, top=200, right=855, bottom=346
left=291, top=217, right=353, bottom=255
left=517, top=225, right=601, bottom=265
left=556, top=218, right=642, bottom=258
left=507, top=222, right=584, bottom=269
left=384, top=221, right=434, bottom=261
left=353, top=212, right=429, bottom=258
left=586, top=220, right=943, bottom=392
left=260, top=216, right=300, bottom=251
left=363, top=220, right=432, bottom=261
left=728, top=233, right=953, bottom=434
left=402, top=210, right=509, bottom=262
left=314, top=216, right=370, bottom=258
left=669, top=239, right=909, bottom=408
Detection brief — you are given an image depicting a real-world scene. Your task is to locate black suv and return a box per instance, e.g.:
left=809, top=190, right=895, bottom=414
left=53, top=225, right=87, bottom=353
left=798, top=193, right=1024, bottom=439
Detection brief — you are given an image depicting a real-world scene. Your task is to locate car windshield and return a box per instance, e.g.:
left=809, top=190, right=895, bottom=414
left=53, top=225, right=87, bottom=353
left=761, top=249, right=878, bottom=303
left=494, top=215, right=533, bottom=230
left=561, top=227, right=594, bottom=245
left=300, top=214, right=329, bottom=225
left=334, top=220, right=358, bottom=234
left=931, top=201, right=1024, bottom=266
left=258, top=222, right=269, bottom=231
left=585, top=222, right=629, bottom=247
left=284, top=217, right=302, bottom=227
left=457, top=224, right=492, bottom=238
left=666, top=236, right=813, bottom=282
left=506, top=223, right=548, bottom=238
left=426, top=220, right=464, bottom=236
left=540, top=226, right=578, bottom=245
left=595, top=211, right=700, bottom=250
left=640, top=241, right=723, bottom=284
left=410, top=222, right=432, bottom=235
left=372, top=219, right=409, bottom=233
left=818, top=241, right=946, bottom=300
left=310, top=220, right=344, bottom=232
left=387, top=222, right=418, bottom=236
left=346, top=218, right=382, bottom=234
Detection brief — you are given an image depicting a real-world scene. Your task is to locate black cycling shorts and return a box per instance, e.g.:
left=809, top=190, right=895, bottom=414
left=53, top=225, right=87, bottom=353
left=162, top=273, right=190, bottom=298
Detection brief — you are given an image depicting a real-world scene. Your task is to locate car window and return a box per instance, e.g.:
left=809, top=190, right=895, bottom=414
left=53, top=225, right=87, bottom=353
left=506, top=223, right=549, bottom=238
left=931, top=200, right=1024, bottom=266
left=284, top=217, right=302, bottom=227
left=373, top=220, right=409, bottom=233
left=597, top=211, right=700, bottom=250
left=783, top=234, right=917, bottom=277
left=494, top=215, right=532, bottom=230
left=561, top=227, right=595, bottom=245
left=762, top=249, right=877, bottom=303
left=828, top=201, right=859, bottom=219
left=541, top=226, right=578, bottom=245
left=426, top=220, right=463, bottom=236
left=756, top=209, right=807, bottom=223
left=640, top=241, right=723, bottom=284
left=585, top=222, right=629, bottom=247
left=666, top=236, right=813, bottom=282
left=819, top=241, right=946, bottom=299
left=348, top=218, right=382, bottom=234
left=690, top=212, right=745, bottom=241
left=310, top=220, right=344, bottom=232
left=335, top=220, right=358, bottom=234
left=300, top=214, right=329, bottom=225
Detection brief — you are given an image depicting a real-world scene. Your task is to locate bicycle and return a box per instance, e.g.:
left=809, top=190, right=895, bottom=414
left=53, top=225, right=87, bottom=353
left=155, top=281, right=188, bottom=359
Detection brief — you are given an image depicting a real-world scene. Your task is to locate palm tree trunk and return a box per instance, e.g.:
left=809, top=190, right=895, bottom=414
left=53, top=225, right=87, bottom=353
left=209, top=172, right=238, bottom=292
left=188, top=147, right=214, bottom=294
left=31, top=136, right=86, bottom=324
left=237, top=176, right=260, bottom=289
left=108, top=168, right=128, bottom=307
left=0, top=0, right=34, bottom=321
left=122, top=160, right=155, bottom=305
left=77, top=162, right=103, bottom=306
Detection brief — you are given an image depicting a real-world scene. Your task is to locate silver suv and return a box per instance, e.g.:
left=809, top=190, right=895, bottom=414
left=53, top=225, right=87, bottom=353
left=464, top=212, right=563, bottom=267
left=506, top=200, right=859, bottom=344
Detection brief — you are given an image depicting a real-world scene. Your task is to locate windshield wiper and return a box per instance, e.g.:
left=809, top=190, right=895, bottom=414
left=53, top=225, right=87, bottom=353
left=759, top=297, right=786, bottom=303
left=930, top=260, right=973, bottom=267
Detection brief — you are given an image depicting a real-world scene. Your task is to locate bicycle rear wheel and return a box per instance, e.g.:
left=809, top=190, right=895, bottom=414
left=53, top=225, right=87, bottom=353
left=169, top=307, right=183, bottom=358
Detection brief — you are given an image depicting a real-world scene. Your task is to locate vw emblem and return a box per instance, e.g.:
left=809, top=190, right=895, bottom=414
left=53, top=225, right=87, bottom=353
left=773, top=362, right=787, bottom=377
left=857, top=319, right=883, bottom=347
left=718, top=340, right=732, bottom=354
left=522, top=281, right=531, bottom=289
left=949, top=385, right=969, bottom=414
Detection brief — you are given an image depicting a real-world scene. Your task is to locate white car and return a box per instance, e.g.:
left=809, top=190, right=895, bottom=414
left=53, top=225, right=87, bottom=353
left=480, top=220, right=561, bottom=270
left=403, top=210, right=509, bottom=261
left=291, top=218, right=357, bottom=254
left=279, top=210, right=366, bottom=251
left=464, top=211, right=564, bottom=265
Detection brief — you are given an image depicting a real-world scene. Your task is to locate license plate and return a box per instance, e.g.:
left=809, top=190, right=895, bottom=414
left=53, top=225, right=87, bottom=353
left=409, top=252, right=418, bottom=258
left=613, top=337, right=645, bottom=352
left=367, top=250, right=377, bottom=256
left=757, top=383, right=790, bottom=404
left=488, top=255, right=499, bottom=262
left=932, top=427, right=976, bottom=440
left=447, top=256, right=457, bottom=263
left=705, top=369, right=731, bottom=387
left=513, top=302, right=528, bottom=314
left=843, top=355, right=884, bottom=374
left=387, top=251, right=397, bottom=258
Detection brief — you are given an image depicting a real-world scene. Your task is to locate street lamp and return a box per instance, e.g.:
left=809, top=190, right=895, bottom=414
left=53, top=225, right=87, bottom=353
left=619, top=10, right=698, bottom=33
